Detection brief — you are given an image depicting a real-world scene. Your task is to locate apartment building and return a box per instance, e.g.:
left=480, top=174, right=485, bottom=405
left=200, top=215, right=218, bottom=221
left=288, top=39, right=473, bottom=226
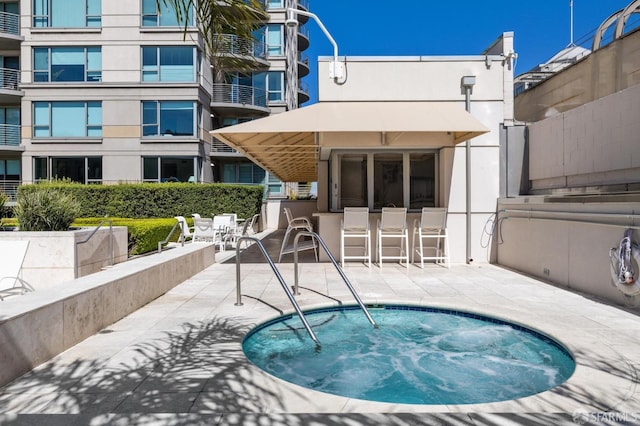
left=0, top=0, right=309, bottom=201
left=210, top=0, right=310, bottom=197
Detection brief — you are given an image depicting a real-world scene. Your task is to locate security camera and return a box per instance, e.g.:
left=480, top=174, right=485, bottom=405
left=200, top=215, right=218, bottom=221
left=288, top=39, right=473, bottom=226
left=285, top=18, right=298, bottom=28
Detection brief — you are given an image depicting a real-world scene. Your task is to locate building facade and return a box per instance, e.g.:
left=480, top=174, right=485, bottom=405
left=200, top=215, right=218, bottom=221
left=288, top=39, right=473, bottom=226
left=209, top=0, right=311, bottom=197
left=0, top=0, right=309, bottom=201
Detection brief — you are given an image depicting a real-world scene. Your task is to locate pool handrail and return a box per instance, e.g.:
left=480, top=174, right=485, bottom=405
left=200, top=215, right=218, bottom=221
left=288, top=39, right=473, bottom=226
left=293, top=231, right=377, bottom=328
left=74, top=219, right=113, bottom=278
left=234, top=236, right=321, bottom=347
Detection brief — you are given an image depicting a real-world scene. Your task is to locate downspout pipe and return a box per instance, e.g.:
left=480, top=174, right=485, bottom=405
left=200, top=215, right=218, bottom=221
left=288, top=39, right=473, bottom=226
left=462, top=76, right=476, bottom=264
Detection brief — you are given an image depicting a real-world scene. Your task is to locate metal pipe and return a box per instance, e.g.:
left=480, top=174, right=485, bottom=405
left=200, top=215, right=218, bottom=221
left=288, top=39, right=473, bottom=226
left=501, top=208, right=640, bottom=227
left=293, top=231, right=377, bottom=328
left=461, top=76, right=476, bottom=264
left=235, top=236, right=321, bottom=347
left=74, top=219, right=113, bottom=278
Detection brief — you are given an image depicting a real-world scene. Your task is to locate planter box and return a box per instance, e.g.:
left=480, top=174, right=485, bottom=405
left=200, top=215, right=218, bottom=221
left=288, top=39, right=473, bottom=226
left=0, top=227, right=128, bottom=291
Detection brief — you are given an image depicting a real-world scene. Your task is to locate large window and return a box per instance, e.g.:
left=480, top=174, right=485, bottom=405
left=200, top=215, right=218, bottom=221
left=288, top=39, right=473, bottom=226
left=33, top=0, right=101, bottom=28
left=33, top=101, right=102, bottom=137
left=33, top=156, right=102, bottom=184
left=222, top=161, right=265, bottom=185
left=266, top=25, right=283, bottom=56
left=141, top=0, right=193, bottom=27
left=267, top=0, right=284, bottom=9
left=0, top=159, right=20, bottom=180
left=142, top=101, right=197, bottom=137
left=142, top=46, right=195, bottom=82
left=331, top=151, right=438, bottom=211
left=253, top=71, right=284, bottom=103
left=143, top=157, right=197, bottom=182
left=34, top=47, right=101, bottom=82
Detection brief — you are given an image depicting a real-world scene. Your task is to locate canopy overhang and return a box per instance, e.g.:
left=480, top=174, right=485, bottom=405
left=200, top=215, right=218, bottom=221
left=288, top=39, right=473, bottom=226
left=211, top=101, right=490, bottom=182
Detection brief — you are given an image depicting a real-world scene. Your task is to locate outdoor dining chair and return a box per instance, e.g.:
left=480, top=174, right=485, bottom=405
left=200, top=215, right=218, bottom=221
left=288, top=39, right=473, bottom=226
left=377, top=207, right=409, bottom=268
left=340, top=207, right=371, bottom=268
left=278, top=207, right=317, bottom=262
left=412, top=207, right=450, bottom=268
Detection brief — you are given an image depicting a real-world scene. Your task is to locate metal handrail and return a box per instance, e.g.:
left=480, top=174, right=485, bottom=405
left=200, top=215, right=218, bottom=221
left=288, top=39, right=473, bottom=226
left=157, top=220, right=185, bottom=254
left=234, top=236, right=320, bottom=347
left=293, top=231, right=377, bottom=328
left=74, top=219, right=113, bottom=278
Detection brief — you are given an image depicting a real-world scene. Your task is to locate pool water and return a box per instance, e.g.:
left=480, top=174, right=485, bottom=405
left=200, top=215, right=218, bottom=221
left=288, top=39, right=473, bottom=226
left=242, top=305, right=575, bottom=405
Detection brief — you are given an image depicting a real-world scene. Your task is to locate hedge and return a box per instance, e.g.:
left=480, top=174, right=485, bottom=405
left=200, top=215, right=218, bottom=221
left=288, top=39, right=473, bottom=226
left=1, top=216, right=189, bottom=255
left=73, top=217, right=184, bottom=255
left=17, top=181, right=264, bottom=220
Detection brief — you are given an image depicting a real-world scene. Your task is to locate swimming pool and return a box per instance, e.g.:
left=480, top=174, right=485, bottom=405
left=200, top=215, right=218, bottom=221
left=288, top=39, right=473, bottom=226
left=242, top=305, right=575, bottom=405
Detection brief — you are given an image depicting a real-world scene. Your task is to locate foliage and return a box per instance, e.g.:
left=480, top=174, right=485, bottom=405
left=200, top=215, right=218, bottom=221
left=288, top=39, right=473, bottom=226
left=17, top=182, right=264, bottom=220
left=73, top=217, right=183, bottom=256
left=159, top=0, right=268, bottom=73
left=14, top=187, right=80, bottom=231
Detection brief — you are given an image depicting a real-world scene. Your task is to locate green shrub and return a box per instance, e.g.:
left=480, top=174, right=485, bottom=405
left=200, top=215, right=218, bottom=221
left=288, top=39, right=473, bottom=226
left=18, top=182, right=264, bottom=220
left=73, top=217, right=183, bottom=255
left=15, top=187, right=80, bottom=231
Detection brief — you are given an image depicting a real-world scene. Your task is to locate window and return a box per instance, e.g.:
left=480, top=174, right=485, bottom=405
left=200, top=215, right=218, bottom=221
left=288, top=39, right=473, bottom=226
left=141, top=0, right=193, bottom=27
left=331, top=150, right=438, bottom=211
left=339, top=154, right=367, bottom=207
left=266, top=25, right=283, bottom=56
left=34, top=156, right=102, bottom=184
left=0, top=159, right=20, bottom=180
left=34, top=47, right=101, bottom=82
left=142, top=101, right=196, bottom=137
left=142, top=46, right=195, bottom=82
left=0, top=107, right=20, bottom=146
left=262, top=71, right=284, bottom=102
left=33, top=0, right=101, bottom=28
left=33, top=102, right=102, bottom=137
left=267, top=0, right=284, bottom=9
left=221, top=161, right=265, bottom=184
left=373, top=153, right=403, bottom=209
left=143, top=157, right=197, bottom=182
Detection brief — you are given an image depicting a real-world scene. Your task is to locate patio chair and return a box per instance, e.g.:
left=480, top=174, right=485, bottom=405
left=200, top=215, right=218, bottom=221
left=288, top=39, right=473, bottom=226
left=340, top=207, right=371, bottom=268
left=412, top=207, right=450, bottom=268
left=278, top=207, right=317, bottom=262
left=212, top=214, right=234, bottom=252
left=247, top=213, right=260, bottom=235
left=193, top=217, right=216, bottom=243
left=377, top=207, right=409, bottom=268
left=174, top=216, right=194, bottom=243
left=228, top=218, right=253, bottom=249
left=0, top=240, right=34, bottom=301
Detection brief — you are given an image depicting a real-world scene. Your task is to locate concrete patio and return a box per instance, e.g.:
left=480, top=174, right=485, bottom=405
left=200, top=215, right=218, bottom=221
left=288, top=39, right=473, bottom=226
left=0, top=230, right=639, bottom=425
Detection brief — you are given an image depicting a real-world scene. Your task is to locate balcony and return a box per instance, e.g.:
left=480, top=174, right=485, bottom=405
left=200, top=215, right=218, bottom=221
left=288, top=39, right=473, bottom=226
left=298, top=53, right=310, bottom=78
left=0, top=12, right=21, bottom=50
left=213, top=34, right=269, bottom=69
left=0, top=179, right=20, bottom=203
left=211, top=83, right=270, bottom=115
left=298, top=80, right=310, bottom=105
left=0, top=68, right=21, bottom=104
left=0, top=124, right=20, bottom=149
left=297, top=25, right=309, bottom=51
left=211, top=135, right=239, bottom=155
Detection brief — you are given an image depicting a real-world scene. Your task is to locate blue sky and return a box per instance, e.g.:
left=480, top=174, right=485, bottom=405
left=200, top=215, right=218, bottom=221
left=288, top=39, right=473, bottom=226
left=302, top=0, right=636, bottom=104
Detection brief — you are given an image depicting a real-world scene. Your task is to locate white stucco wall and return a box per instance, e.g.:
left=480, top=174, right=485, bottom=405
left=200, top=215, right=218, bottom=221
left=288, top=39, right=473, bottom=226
left=313, top=33, right=514, bottom=263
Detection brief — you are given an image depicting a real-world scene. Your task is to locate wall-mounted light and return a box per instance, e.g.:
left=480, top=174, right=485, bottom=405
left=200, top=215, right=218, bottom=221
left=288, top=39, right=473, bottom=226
left=286, top=8, right=345, bottom=81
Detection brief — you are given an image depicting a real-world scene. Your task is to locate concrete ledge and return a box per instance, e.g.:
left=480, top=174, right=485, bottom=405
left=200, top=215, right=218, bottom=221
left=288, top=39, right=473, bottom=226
left=0, top=243, right=215, bottom=388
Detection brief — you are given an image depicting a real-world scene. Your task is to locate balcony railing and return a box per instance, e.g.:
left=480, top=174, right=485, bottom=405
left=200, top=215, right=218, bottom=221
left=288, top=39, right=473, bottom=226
left=211, top=135, right=238, bottom=154
left=0, top=68, right=19, bottom=90
left=0, top=180, right=20, bottom=202
left=0, top=124, right=20, bottom=146
left=211, top=83, right=267, bottom=108
left=0, top=12, right=19, bottom=36
left=214, top=34, right=266, bottom=60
